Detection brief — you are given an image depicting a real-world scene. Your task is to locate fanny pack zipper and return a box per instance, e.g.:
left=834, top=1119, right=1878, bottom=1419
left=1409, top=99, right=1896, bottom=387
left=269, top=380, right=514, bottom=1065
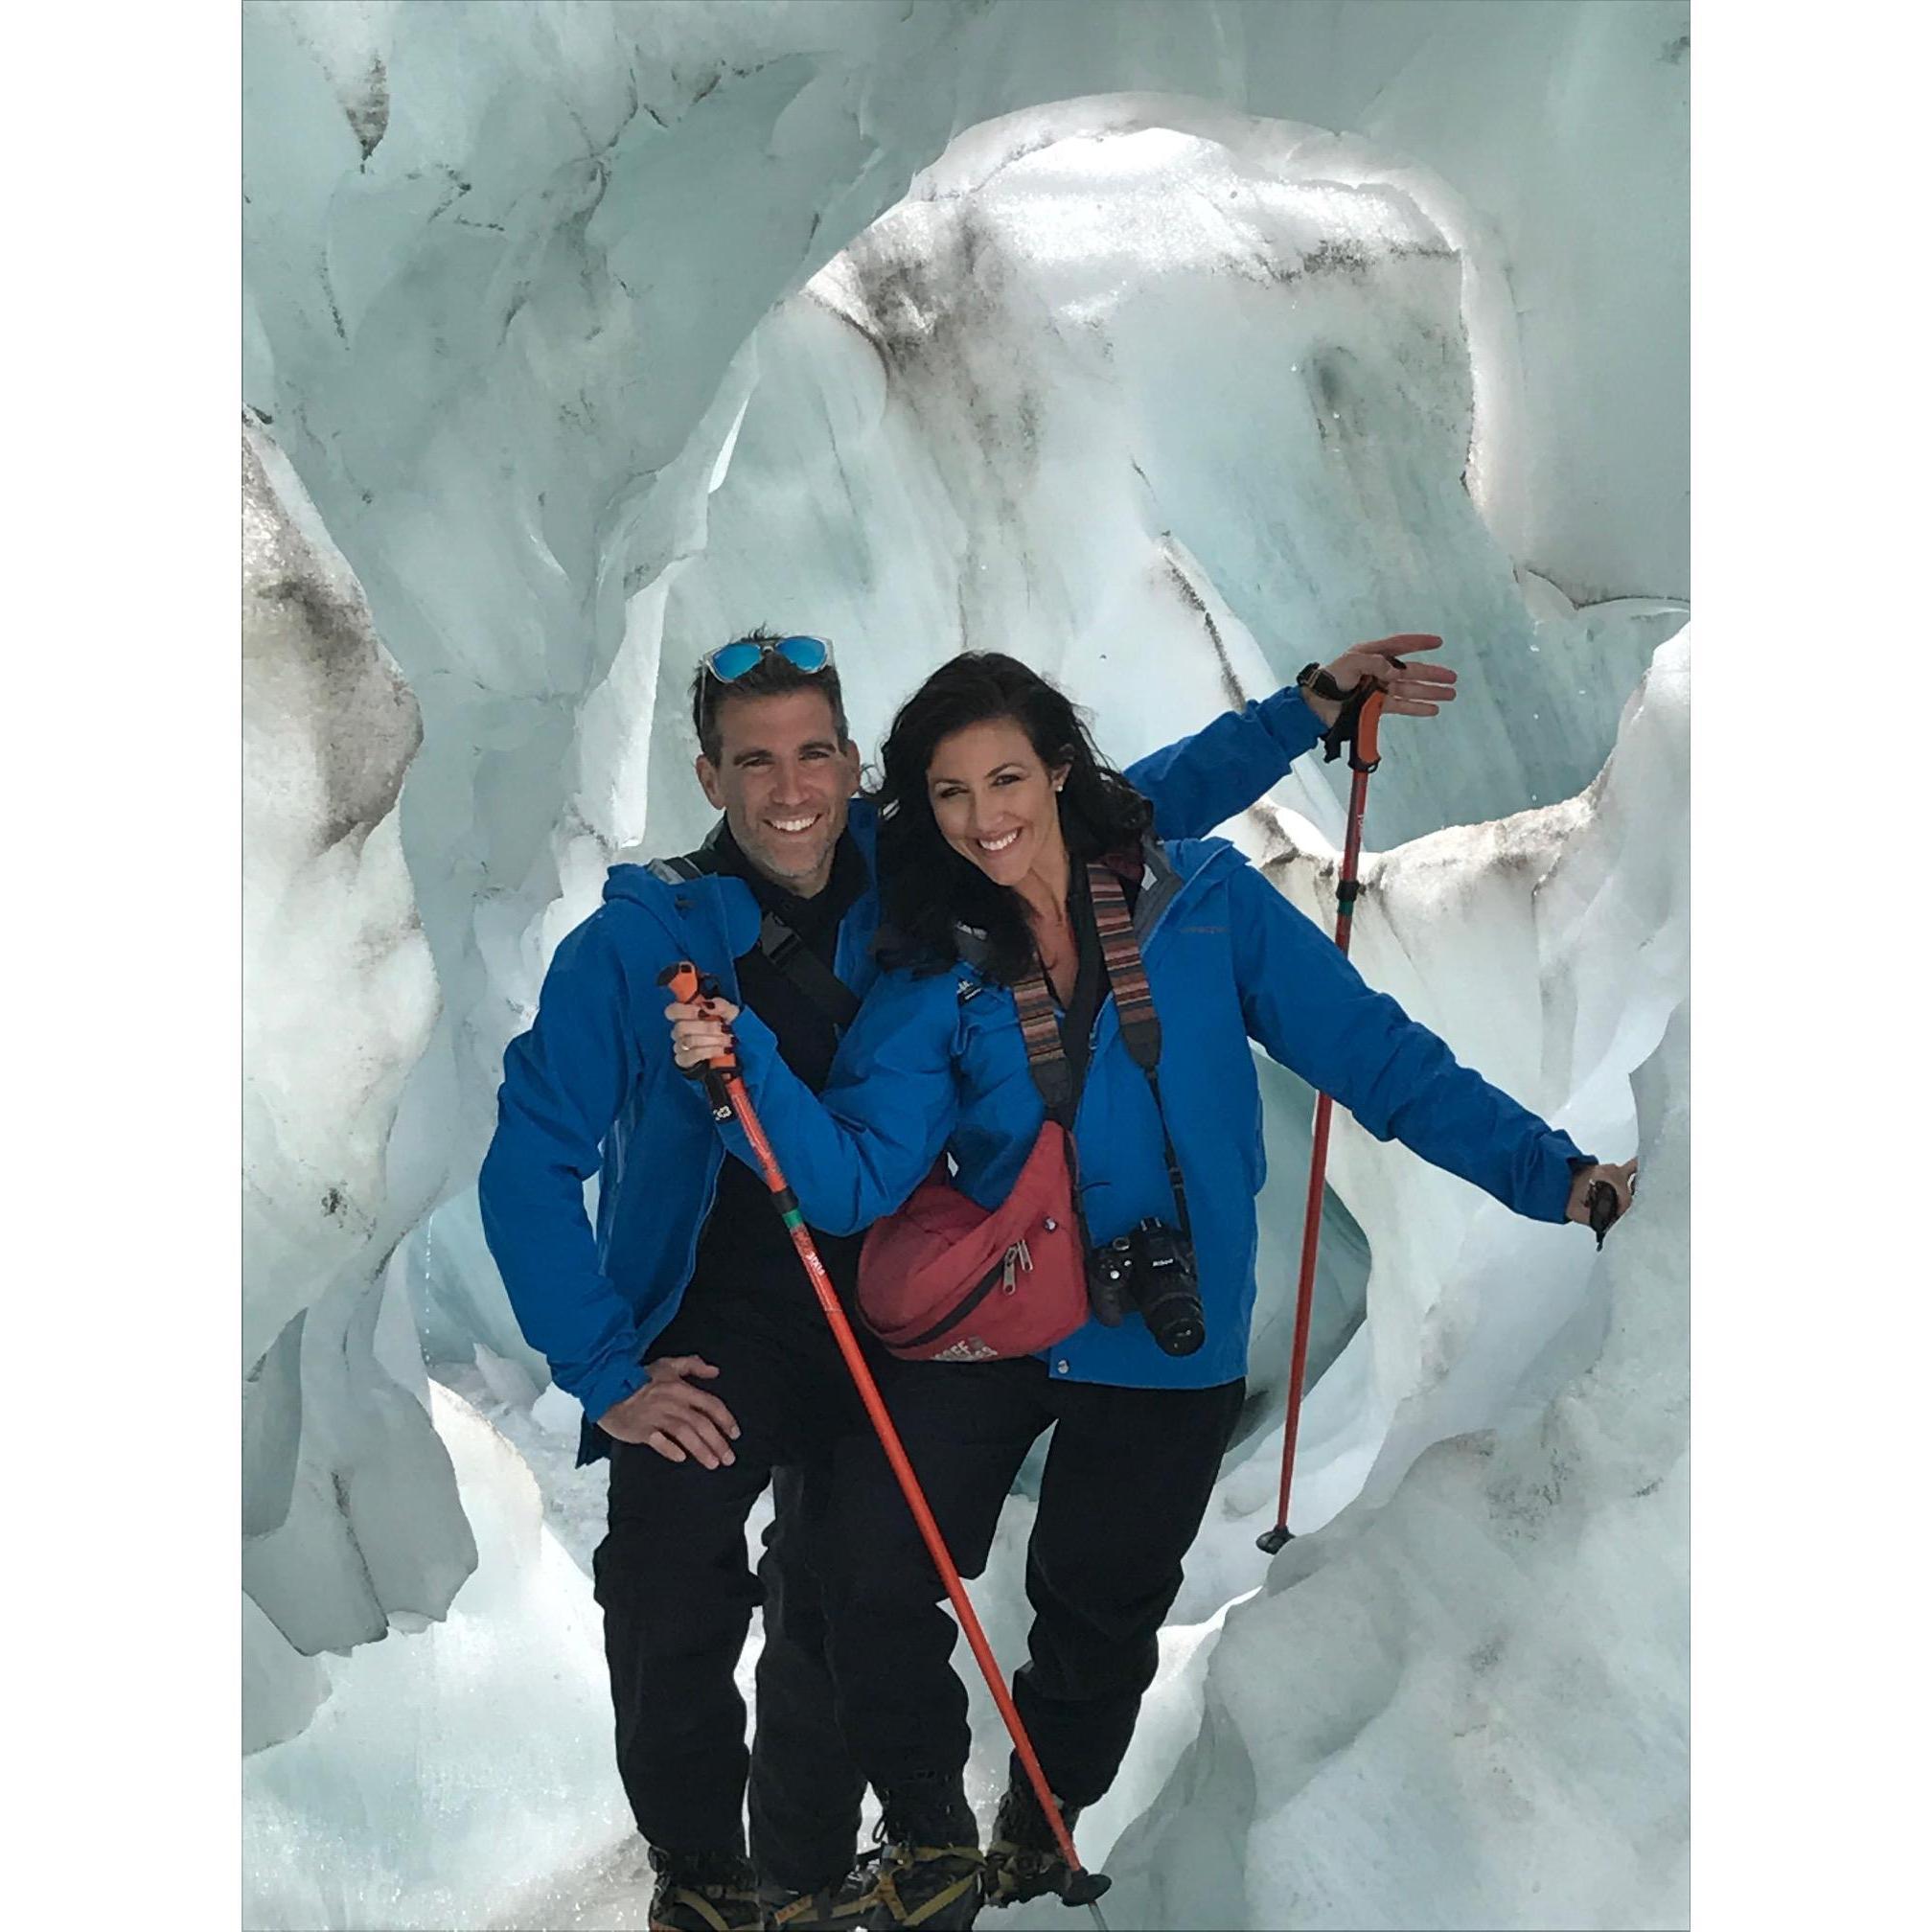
left=902, top=1240, right=1034, bottom=1349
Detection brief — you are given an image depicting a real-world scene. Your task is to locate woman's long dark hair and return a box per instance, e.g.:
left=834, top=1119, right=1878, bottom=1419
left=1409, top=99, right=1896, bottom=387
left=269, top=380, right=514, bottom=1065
left=873, top=653, right=1151, bottom=982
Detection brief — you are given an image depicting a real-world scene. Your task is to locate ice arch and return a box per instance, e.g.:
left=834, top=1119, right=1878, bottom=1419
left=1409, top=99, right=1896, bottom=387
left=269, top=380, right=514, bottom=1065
left=474, top=86, right=1678, bottom=1496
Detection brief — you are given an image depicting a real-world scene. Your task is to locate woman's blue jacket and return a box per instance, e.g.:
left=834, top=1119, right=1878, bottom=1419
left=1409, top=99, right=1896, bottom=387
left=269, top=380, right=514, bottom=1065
left=720, top=836, right=1594, bottom=1392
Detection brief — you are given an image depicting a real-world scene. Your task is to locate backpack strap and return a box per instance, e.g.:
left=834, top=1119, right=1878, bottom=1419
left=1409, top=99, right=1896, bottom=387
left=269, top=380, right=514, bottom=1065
left=755, top=908, right=861, bottom=1029
left=646, top=821, right=725, bottom=886
left=648, top=852, right=714, bottom=884
left=648, top=833, right=860, bottom=1033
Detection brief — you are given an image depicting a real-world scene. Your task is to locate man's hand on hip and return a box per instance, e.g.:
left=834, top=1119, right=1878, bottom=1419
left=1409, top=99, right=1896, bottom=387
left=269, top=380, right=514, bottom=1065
left=598, top=1354, right=742, bottom=1467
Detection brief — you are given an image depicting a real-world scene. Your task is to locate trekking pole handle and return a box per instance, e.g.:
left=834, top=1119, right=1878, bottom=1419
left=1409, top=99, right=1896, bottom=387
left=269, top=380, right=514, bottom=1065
left=659, top=960, right=703, bottom=1004
left=657, top=960, right=740, bottom=1119
left=1586, top=1173, right=1636, bottom=1251
left=657, top=961, right=740, bottom=1070
left=1314, top=677, right=1389, bottom=772
left=1350, top=686, right=1386, bottom=772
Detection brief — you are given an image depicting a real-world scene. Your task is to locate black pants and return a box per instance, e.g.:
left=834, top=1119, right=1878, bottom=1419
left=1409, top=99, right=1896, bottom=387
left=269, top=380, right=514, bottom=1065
left=592, top=1295, right=870, bottom=1893
left=824, top=1356, right=1245, bottom=1808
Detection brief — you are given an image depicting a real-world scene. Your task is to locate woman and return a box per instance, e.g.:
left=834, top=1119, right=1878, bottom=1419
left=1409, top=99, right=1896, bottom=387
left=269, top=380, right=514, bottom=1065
left=666, top=653, right=1635, bottom=1929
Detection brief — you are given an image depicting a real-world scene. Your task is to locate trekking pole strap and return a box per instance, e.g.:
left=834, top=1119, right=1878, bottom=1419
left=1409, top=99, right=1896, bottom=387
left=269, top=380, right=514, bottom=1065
left=1322, top=682, right=1385, bottom=772
left=1298, top=663, right=1390, bottom=772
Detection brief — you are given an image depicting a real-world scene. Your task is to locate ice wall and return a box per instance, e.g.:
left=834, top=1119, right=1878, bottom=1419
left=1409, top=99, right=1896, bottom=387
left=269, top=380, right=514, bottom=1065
left=243, top=420, right=472, bottom=1750
left=1089, top=997, right=1690, bottom=1932
left=242, top=1385, right=631, bottom=1929
left=241, top=1, right=1688, bottom=1919
left=642, top=109, right=1679, bottom=862
left=242, top=0, right=1689, bottom=1201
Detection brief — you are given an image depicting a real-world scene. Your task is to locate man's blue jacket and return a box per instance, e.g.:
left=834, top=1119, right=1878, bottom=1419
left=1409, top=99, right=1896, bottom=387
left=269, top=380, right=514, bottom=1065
left=478, top=686, right=1329, bottom=1438
left=719, top=837, right=1595, bottom=1392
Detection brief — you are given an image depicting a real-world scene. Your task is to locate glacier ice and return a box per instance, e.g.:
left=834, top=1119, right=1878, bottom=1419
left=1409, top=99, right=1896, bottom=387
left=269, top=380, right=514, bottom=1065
left=242, top=1385, right=632, bottom=1930
left=243, top=420, right=474, bottom=1751
left=241, top=1, right=1688, bottom=1925
left=241, top=0, right=1689, bottom=1196
left=1088, top=997, right=1689, bottom=1932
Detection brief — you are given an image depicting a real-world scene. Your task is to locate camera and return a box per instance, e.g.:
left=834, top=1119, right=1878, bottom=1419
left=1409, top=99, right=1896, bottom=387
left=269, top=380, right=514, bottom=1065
left=1086, top=1218, right=1205, bottom=1357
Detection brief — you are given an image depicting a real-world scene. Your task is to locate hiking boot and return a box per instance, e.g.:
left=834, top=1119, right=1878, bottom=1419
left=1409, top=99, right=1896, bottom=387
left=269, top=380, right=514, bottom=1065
left=984, top=1776, right=1082, bottom=1908
left=647, top=1847, right=764, bottom=1932
left=762, top=1865, right=879, bottom=1930
left=864, top=1778, right=984, bottom=1929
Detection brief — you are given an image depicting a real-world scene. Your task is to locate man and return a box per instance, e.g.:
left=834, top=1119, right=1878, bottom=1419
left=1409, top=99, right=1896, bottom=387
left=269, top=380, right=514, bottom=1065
left=478, top=629, right=1454, bottom=1932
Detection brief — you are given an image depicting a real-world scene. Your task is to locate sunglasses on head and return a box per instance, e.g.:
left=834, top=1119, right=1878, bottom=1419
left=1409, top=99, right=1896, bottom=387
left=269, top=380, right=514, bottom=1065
left=702, top=634, right=834, bottom=683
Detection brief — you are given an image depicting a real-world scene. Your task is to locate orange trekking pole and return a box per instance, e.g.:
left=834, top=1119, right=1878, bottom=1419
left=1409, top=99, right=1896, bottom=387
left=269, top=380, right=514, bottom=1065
left=657, top=962, right=1114, bottom=1926
left=1256, top=681, right=1387, bottom=1556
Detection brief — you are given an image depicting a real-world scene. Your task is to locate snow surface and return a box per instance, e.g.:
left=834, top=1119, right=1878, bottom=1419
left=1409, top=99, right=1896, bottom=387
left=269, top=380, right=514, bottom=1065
left=241, top=3, right=1688, bottom=1925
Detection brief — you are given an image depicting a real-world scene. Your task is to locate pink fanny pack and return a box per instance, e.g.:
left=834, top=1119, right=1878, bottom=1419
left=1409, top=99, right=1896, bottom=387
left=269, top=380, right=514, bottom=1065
left=857, top=1122, right=1088, bottom=1362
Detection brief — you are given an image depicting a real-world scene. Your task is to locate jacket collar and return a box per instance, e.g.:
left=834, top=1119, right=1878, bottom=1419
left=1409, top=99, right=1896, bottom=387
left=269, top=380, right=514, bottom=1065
left=951, top=836, right=1234, bottom=981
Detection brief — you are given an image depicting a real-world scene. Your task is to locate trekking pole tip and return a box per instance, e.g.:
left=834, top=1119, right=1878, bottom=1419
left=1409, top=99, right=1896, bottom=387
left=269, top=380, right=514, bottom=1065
left=1063, top=1866, right=1113, bottom=1910
left=1255, top=1524, right=1293, bottom=1554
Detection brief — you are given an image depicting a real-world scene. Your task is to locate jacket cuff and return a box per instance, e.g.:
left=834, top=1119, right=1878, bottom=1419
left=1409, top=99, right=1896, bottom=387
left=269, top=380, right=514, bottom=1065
left=573, top=1355, right=647, bottom=1432
left=1530, top=1134, right=1598, bottom=1222
left=1258, top=681, right=1326, bottom=764
left=711, top=1003, right=782, bottom=1169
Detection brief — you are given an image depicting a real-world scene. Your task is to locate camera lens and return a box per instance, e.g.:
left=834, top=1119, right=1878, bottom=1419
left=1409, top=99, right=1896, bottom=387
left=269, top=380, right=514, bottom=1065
left=1143, top=1296, right=1205, bottom=1357
left=1130, top=1221, right=1206, bottom=1357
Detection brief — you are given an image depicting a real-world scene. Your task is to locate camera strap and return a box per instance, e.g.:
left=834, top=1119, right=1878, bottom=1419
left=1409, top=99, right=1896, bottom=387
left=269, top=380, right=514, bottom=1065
left=1013, top=861, right=1194, bottom=1242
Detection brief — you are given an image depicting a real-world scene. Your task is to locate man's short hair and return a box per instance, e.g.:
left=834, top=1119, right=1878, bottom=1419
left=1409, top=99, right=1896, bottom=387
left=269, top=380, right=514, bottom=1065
left=690, top=629, right=851, bottom=764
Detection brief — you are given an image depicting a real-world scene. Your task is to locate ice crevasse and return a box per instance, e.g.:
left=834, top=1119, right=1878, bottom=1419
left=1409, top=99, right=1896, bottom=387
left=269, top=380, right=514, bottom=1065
left=241, top=4, right=1688, bottom=1926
